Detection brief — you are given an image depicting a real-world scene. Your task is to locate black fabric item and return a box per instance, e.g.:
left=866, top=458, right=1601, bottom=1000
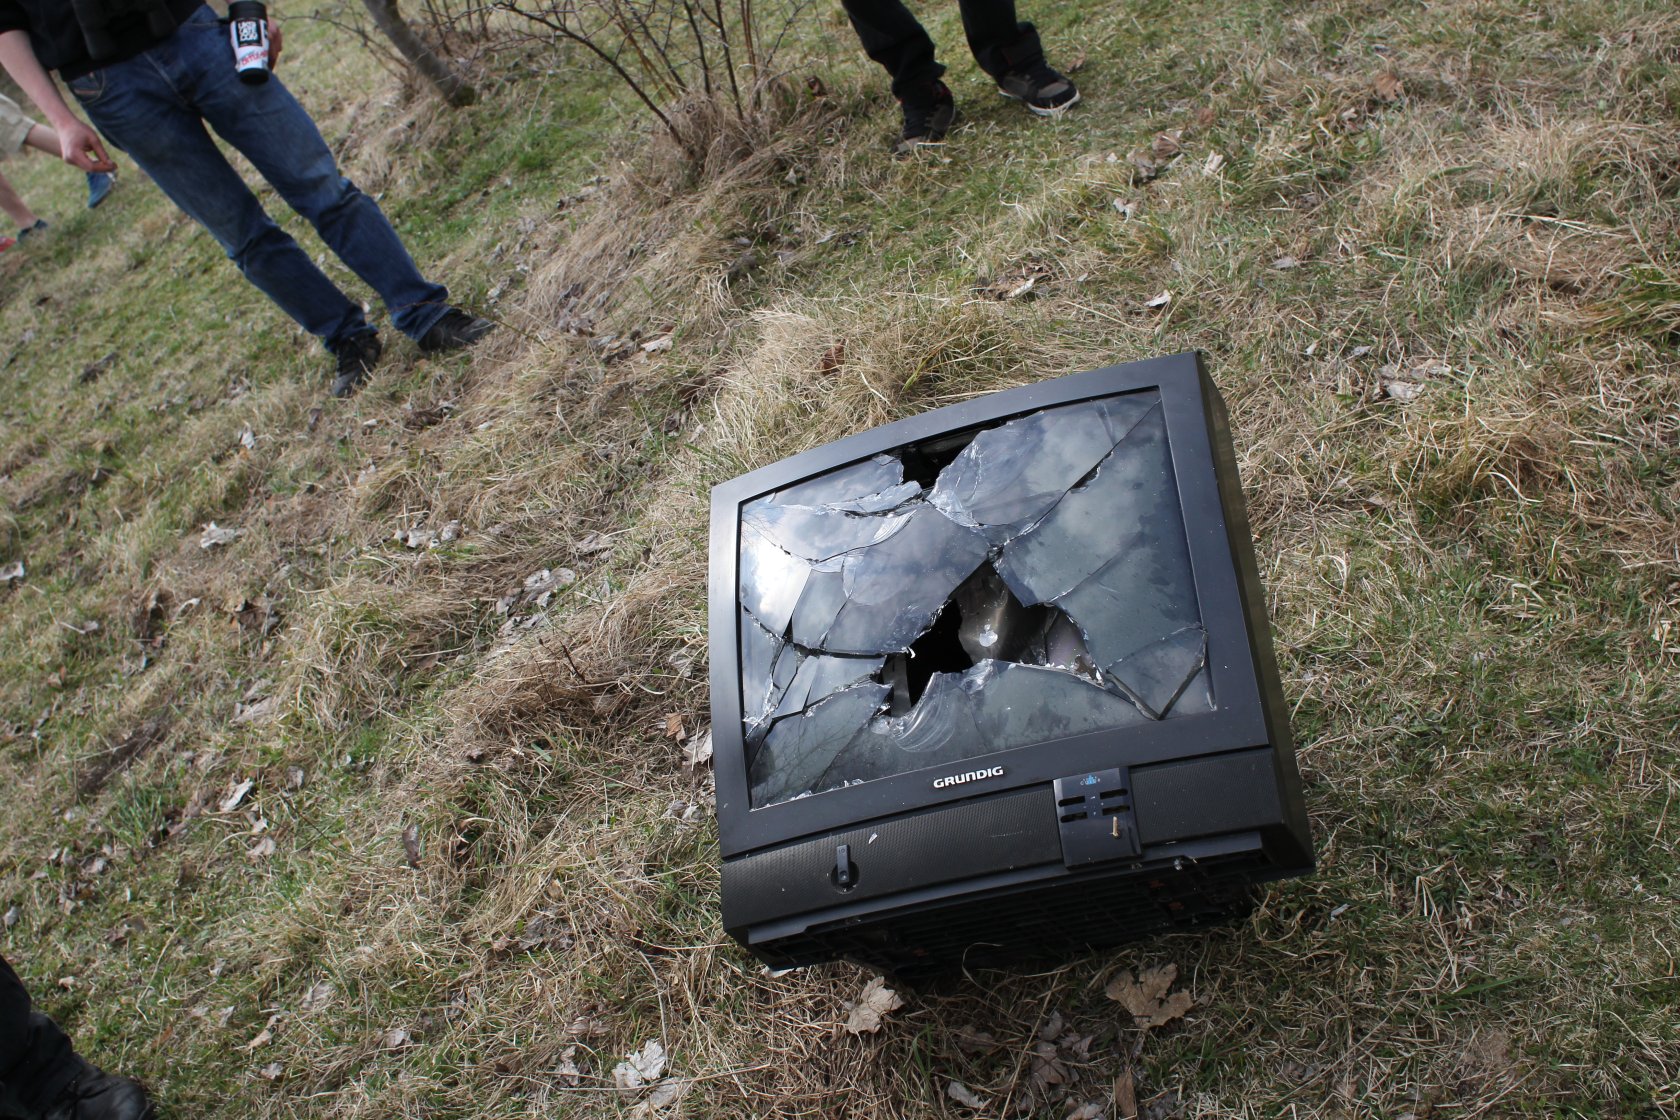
left=69, top=0, right=181, bottom=64
left=0, top=0, right=202, bottom=79
left=0, top=954, right=82, bottom=1114
left=838, top=0, right=1043, bottom=99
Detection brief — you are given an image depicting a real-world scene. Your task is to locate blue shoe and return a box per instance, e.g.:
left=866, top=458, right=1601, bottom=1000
left=86, top=171, right=114, bottom=209
left=16, top=218, right=47, bottom=242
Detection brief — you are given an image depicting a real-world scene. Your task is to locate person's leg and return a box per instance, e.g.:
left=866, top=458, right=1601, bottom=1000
left=839, top=0, right=946, bottom=100
left=164, top=12, right=450, bottom=341
left=66, top=64, right=371, bottom=348
left=0, top=169, right=39, bottom=229
left=0, top=954, right=81, bottom=1113
left=954, top=0, right=1042, bottom=79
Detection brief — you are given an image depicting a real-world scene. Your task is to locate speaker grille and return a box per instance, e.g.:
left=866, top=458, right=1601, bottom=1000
left=752, top=849, right=1266, bottom=982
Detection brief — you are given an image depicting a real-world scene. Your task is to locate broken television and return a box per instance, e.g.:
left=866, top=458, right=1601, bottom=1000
left=709, top=352, right=1312, bottom=980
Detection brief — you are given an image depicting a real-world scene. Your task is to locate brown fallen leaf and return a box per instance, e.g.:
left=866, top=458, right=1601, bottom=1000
left=1374, top=71, right=1404, bottom=103
left=1066, top=1103, right=1106, bottom=1120
left=1104, top=964, right=1195, bottom=1029
left=682, top=728, right=713, bottom=770
left=1193, top=106, right=1216, bottom=128
left=1151, top=130, right=1183, bottom=161
left=663, top=713, right=686, bottom=741
left=816, top=342, right=845, bottom=376
left=1113, top=1069, right=1138, bottom=1119
left=244, top=1014, right=280, bottom=1050
left=402, top=823, right=421, bottom=868
left=843, top=976, right=905, bottom=1034
left=1029, top=1040, right=1069, bottom=1094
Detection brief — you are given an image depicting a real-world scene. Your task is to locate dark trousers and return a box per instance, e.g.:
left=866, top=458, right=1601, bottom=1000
left=840, top=0, right=1045, bottom=100
left=0, top=954, right=80, bottom=1112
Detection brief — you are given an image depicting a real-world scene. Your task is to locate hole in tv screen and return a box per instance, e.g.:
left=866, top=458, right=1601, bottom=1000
left=737, top=390, right=1213, bottom=809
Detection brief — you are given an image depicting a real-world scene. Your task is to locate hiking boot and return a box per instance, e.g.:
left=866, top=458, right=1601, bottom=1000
left=417, top=308, right=495, bottom=354
left=86, top=172, right=114, bottom=210
left=893, top=78, right=956, bottom=156
left=16, top=218, right=48, bottom=243
left=40, top=1065, right=156, bottom=1120
left=330, top=330, right=382, bottom=398
left=996, top=62, right=1080, bottom=116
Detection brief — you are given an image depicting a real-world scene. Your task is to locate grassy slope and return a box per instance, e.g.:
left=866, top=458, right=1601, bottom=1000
left=0, top=0, right=1676, bottom=1117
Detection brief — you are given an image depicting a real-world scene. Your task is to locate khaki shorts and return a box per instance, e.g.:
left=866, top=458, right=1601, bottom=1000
left=0, top=94, right=36, bottom=158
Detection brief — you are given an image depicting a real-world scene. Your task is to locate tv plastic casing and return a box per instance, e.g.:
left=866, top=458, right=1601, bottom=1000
left=707, top=352, right=1313, bottom=980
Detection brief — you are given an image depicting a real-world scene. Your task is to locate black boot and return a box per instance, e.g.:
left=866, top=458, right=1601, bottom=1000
left=39, top=1061, right=155, bottom=1120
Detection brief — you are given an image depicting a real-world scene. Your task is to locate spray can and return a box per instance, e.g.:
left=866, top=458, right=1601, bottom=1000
left=228, top=1, right=270, bottom=84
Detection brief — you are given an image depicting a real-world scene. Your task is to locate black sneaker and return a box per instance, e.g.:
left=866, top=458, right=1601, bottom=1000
left=997, top=62, right=1080, bottom=116
left=330, top=331, right=383, bottom=398
left=417, top=308, right=496, bottom=354
left=894, top=79, right=956, bottom=156
left=41, top=1065, right=156, bottom=1120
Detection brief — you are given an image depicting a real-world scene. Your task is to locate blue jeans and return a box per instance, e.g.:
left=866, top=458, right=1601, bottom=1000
left=66, top=4, right=449, bottom=347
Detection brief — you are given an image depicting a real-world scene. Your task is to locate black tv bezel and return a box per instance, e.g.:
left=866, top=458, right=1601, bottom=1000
left=708, top=352, right=1274, bottom=860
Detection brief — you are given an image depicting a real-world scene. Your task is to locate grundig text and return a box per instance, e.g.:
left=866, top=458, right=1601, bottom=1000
left=932, top=766, right=1005, bottom=789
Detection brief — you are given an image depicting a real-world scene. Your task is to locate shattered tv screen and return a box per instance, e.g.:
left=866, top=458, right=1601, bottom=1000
left=737, top=390, right=1213, bottom=809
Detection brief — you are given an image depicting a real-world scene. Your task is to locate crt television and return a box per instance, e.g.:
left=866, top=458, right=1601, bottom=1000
left=707, top=352, right=1312, bottom=980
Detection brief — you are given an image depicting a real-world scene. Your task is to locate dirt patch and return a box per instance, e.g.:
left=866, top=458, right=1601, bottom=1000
left=77, top=712, right=173, bottom=799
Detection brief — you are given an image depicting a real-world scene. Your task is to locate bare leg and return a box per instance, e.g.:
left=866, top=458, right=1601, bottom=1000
left=0, top=169, right=37, bottom=228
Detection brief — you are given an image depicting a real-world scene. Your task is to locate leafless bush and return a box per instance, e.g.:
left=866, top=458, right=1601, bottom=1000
left=490, top=0, right=819, bottom=161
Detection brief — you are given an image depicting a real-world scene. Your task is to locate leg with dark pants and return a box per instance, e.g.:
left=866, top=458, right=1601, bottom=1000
left=0, top=954, right=81, bottom=1113
left=66, top=5, right=451, bottom=347
left=70, top=70, right=374, bottom=350
left=955, top=0, right=1043, bottom=80
left=162, top=7, right=450, bottom=341
left=839, top=0, right=945, bottom=100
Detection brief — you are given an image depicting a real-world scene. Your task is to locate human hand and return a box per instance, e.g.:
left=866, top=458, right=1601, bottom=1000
left=58, top=118, right=114, bottom=172
left=267, top=19, right=282, bottom=70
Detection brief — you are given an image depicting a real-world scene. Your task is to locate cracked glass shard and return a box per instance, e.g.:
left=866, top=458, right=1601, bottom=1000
left=864, top=670, right=984, bottom=755
left=742, top=498, right=915, bottom=566
left=1107, top=626, right=1207, bottom=719
left=740, top=608, right=784, bottom=739
left=1165, top=666, right=1215, bottom=717
left=770, top=652, right=886, bottom=723
left=822, top=480, right=923, bottom=515
left=954, top=565, right=1051, bottom=664
left=770, top=454, right=904, bottom=507
left=966, top=660, right=1151, bottom=743
left=738, top=522, right=810, bottom=636
left=1052, top=540, right=1200, bottom=672
left=1022, top=610, right=1102, bottom=682
left=993, top=400, right=1176, bottom=605
left=815, top=503, right=990, bottom=655
left=818, top=672, right=987, bottom=789
left=929, top=393, right=1159, bottom=544
left=789, top=568, right=849, bottom=648
left=750, top=681, right=890, bottom=806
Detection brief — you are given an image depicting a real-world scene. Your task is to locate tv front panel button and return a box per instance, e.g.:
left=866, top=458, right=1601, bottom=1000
left=1053, top=768, right=1141, bottom=867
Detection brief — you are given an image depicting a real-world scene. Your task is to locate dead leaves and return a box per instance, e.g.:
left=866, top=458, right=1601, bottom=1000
left=1104, top=963, right=1195, bottom=1030
left=612, top=1039, right=667, bottom=1089
left=1374, top=70, right=1404, bottom=103
left=198, top=522, right=240, bottom=550
left=842, top=976, right=905, bottom=1035
left=977, top=260, right=1055, bottom=301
